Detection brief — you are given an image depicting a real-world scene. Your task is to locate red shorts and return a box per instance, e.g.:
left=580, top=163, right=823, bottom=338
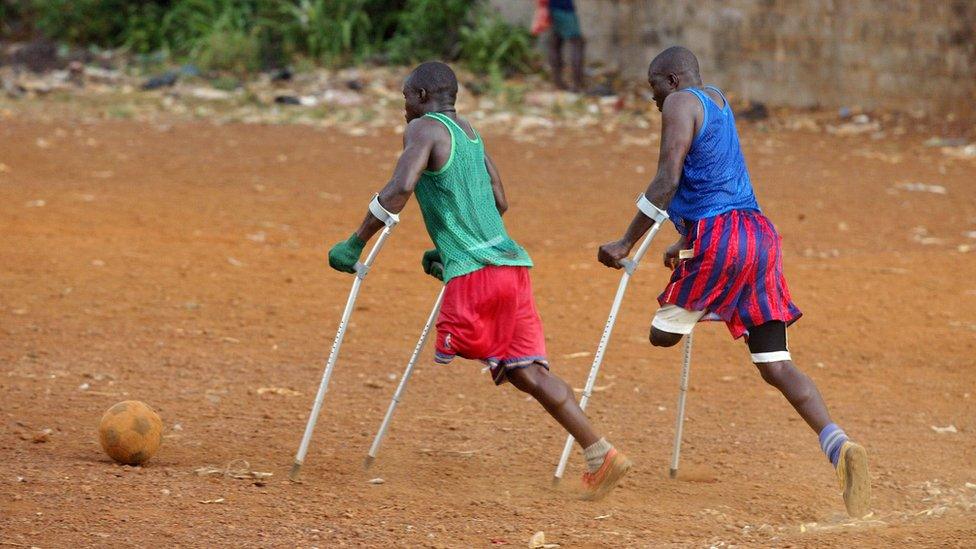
left=434, top=266, right=548, bottom=385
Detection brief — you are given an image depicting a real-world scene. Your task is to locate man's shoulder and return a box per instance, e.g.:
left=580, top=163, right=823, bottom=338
left=405, top=116, right=450, bottom=143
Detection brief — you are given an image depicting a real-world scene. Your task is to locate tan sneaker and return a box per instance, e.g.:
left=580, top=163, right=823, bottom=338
left=580, top=448, right=632, bottom=501
left=836, top=441, right=871, bottom=518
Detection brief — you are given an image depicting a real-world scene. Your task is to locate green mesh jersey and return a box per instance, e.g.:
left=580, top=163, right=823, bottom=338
left=414, top=112, right=533, bottom=282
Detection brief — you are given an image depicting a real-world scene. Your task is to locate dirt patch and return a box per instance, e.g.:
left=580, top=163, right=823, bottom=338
left=1, top=112, right=974, bottom=547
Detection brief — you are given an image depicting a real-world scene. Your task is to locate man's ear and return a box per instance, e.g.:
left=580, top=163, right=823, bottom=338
left=418, top=88, right=429, bottom=103
left=667, top=73, right=679, bottom=89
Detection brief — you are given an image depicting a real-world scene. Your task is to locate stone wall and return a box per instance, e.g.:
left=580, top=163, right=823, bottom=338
left=491, top=0, right=976, bottom=114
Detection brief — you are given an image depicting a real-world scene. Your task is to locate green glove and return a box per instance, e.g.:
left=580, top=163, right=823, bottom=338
left=328, top=233, right=366, bottom=273
left=421, top=248, right=444, bottom=281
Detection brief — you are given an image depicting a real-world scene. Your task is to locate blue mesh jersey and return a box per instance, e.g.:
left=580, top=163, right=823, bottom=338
left=549, top=0, right=574, bottom=10
left=667, top=86, right=761, bottom=235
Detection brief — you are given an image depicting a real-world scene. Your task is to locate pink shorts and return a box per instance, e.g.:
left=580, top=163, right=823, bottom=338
left=434, top=266, right=548, bottom=385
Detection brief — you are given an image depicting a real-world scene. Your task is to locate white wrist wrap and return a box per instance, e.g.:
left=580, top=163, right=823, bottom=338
left=636, top=194, right=669, bottom=223
left=369, top=194, right=400, bottom=227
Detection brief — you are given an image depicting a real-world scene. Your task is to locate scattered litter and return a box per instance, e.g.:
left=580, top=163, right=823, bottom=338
left=923, top=137, right=968, bottom=148
left=910, top=227, right=944, bottom=246
left=143, top=71, right=179, bottom=90
left=895, top=182, right=947, bottom=194
left=941, top=143, right=976, bottom=159
left=367, top=477, right=385, bottom=485
left=91, top=259, right=105, bottom=267
left=529, top=531, right=545, bottom=548
left=227, top=257, right=244, bottom=267
left=965, top=482, right=976, bottom=490
left=256, top=387, right=299, bottom=396
left=562, top=351, right=590, bottom=359
left=24, top=199, right=46, bottom=207
left=189, top=87, right=232, bottom=101
left=195, top=459, right=273, bottom=480
left=221, top=337, right=240, bottom=343
left=826, top=118, right=880, bottom=136
left=198, top=498, right=225, bottom=504
left=78, top=383, right=90, bottom=391
left=573, top=383, right=613, bottom=393
left=930, top=425, right=957, bottom=434
left=594, top=514, right=612, bottom=520
left=738, top=102, right=768, bottom=121
left=35, top=137, right=50, bottom=149
left=246, top=231, right=267, bottom=243
left=527, top=531, right=558, bottom=548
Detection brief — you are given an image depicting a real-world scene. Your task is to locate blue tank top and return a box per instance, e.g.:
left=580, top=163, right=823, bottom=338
left=667, top=86, right=760, bottom=235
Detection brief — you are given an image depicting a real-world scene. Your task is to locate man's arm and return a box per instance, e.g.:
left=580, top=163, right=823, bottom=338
left=484, top=152, right=509, bottom=215
left=351, top=119, right=440, bottom=242
left=327, top=119, right=439, bottom=274
left=597, top=92, right=698, bottom=268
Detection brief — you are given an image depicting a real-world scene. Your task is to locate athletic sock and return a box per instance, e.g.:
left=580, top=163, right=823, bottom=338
left=818, top=423, right=849, bottom=468
left=583, top=438, right=612, bottom=473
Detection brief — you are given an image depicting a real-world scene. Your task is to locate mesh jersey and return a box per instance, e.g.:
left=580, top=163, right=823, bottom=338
left=414, top=112, right=532, bottom=282
left=666, top=86, right=761, bottom=235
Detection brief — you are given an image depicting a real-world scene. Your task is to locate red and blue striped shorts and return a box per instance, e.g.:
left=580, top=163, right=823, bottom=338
left=659, top=210, right=802, bottom=339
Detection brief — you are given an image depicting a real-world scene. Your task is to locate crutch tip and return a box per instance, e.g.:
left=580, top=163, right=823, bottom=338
left=551, top=476, right=562, bottom=487
left=288, top=462, right=303, bottom=483
left=363, top=455, right=375, bottom=470
left=668, top=468, right=678, bottom=479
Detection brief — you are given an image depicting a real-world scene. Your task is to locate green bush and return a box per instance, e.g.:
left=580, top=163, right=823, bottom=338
left=459, top=6, right=536, bottom=76
left=277, top=0, right=375, bottom=65
left=385, top=0, right=470, bottom=64
left=9, top=0, right=540, bottom=77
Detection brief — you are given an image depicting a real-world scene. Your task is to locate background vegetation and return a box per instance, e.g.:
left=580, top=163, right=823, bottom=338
left=1, top=0, right=538, bottom=75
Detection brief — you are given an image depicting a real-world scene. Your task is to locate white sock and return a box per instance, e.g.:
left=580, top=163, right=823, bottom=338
left=583, top=438, right=612, bottom=473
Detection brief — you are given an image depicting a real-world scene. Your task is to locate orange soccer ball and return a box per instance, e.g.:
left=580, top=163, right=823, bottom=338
left=98, top=400, right=163, bottom=465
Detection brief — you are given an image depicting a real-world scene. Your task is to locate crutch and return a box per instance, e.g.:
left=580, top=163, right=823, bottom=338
left=669, top=330, right=693, bottom=479
left=552, top=196, right=668, bottom=483
left=364, top=284, right=446, bottom=469
left=290, top=197, right=398, bottom=481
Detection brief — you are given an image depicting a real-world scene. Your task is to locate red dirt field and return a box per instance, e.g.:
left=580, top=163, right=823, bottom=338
left=1, top=113, right=975, bottom=547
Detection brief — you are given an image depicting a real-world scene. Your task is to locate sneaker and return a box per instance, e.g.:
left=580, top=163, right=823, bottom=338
left=580, top=448, right=632, bottom=501
left=836, top=441, right=871, bottom=518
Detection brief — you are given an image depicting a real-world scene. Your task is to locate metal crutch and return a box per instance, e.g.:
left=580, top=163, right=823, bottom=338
left=552, top=219, right=666, bottom=483
left=290, top=217, right=397, bottom=482
left=669, top=330, right=693, bottom=479
left=364, top=284, right=446, bottom=469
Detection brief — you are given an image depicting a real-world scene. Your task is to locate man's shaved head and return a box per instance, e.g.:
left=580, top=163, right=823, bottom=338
left=648, top=46, right=700, bottom=79
left=646, top=46, right=703, bottom=111
left=405, top=61, right=458, bottom=102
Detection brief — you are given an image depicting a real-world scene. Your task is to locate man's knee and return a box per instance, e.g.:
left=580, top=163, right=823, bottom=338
left=508, top=364, right=545, bottom=393
left=755, top=360, right=794, bottom=387
left=649, top=327, right=683, bottom=347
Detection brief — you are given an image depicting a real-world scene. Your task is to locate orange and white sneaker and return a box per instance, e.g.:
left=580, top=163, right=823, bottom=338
left=836, top=441, right=871, bottom=518
left=580, top=448, right=632, bottom=501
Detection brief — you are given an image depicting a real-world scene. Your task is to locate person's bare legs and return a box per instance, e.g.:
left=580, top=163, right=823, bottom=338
left=507, top=363, right=597, bottom=447
left=547, top=34, right=567, bottom=90
left=755, top=360, right=831, bottom=432
left=568, top=36, right=585, bottom=92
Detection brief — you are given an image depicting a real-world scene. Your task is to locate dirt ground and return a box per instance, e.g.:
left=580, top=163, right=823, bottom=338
left=1, top=108, right=975, bottom=548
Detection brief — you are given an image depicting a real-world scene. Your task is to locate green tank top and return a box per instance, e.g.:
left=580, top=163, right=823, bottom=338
left=414, top=112, right=533, bottom=282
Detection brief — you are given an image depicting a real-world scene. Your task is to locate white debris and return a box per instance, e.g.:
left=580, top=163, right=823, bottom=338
left=930, top=425, right=958, bottom=434
left=896, top=183, right=947, bottom=194
left=367, top=477, right=385, bottom=485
